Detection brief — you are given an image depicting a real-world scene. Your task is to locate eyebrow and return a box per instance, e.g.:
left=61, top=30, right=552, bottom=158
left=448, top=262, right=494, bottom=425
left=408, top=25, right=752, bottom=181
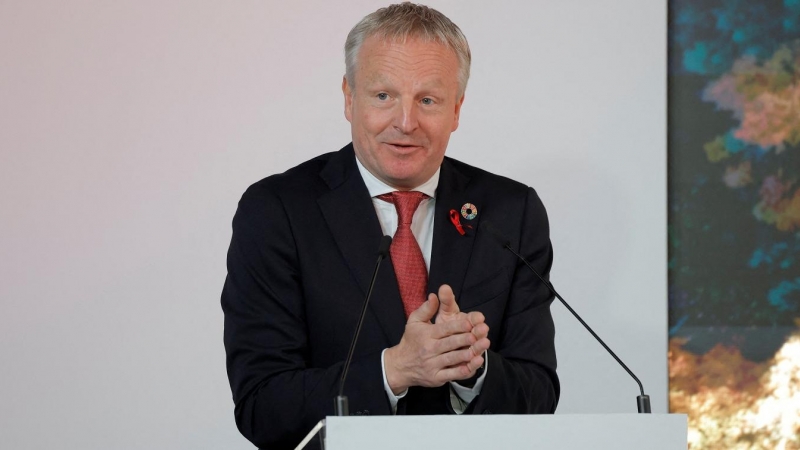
left=363, top=74, right=448, bottom=93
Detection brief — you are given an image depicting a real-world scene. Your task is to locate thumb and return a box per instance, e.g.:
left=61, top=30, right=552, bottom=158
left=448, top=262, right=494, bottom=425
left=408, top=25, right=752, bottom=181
left=436, top=284, right=459, bottom=316
left=408, top=293, right=439, bottom=324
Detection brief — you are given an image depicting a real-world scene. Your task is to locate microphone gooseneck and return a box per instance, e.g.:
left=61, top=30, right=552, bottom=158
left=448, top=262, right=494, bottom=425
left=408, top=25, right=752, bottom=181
left=481, top=221, right=651, bottom=414
left=335, top=235, right=393, bottom=416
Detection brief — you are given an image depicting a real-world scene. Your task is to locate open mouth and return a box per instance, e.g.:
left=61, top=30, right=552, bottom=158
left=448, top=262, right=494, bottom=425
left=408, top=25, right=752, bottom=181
left=385, top=142, right=420, bottom=151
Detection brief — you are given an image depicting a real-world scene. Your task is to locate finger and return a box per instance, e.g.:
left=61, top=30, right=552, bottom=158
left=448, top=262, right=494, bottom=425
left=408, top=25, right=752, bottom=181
left=408, top=295, right=439, bottom=324
left=435, top=364, right=474, bottom=383
left=466, top=311, right=485, bottom=326
left=470, top=337, right=491, bottom=355
left=436, top=284, right=459, bottom=316
left=433, top=346, right=476, bottom=369
left=433, top=286, right=457, bottom=325
left=443, top=352, right=485, bottom=381
left=464, top=354, right=485, bottom=374
left=435, top=331, right=477, bottom=354
left=432, top=316, right=473, bottom=338
left=471, top=323, right=489, bottom=339
left=434, top=353, right=484, bottom=382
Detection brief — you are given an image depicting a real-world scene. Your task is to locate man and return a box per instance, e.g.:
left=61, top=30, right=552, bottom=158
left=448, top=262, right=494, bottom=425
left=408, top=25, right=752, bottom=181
left=222, top=3, right=559, bottom=449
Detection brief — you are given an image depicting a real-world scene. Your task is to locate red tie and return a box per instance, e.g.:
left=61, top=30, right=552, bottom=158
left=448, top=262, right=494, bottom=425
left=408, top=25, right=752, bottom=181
left=378, top=191, right=429, bottom=318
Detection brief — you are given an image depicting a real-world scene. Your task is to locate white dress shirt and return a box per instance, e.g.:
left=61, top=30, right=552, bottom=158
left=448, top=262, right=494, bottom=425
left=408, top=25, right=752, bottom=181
left=355, top=158, right=487, bottom=414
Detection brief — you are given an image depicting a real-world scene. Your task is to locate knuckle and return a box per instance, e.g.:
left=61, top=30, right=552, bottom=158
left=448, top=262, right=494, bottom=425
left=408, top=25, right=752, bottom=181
left=462, top=364, right=474, bottom=377
left=448, top=352, right=463, bottom=367
left=466, top=333, right=477, bottom=345
left=468, top=312, right=484, bottom=323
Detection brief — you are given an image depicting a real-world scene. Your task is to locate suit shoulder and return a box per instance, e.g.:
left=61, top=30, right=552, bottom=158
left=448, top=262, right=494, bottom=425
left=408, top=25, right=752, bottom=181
left=240, top=144, right=355, bottom=211
left=249, top=151, right=334, bottom=194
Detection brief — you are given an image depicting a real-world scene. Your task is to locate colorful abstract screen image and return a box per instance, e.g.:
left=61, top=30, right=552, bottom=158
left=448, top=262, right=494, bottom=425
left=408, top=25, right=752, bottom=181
left=669, top=0, right=800, bottom=448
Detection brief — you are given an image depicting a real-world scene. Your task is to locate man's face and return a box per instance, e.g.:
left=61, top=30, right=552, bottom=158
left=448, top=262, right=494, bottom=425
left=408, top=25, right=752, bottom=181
left=343, top=35, right=465, bottom=190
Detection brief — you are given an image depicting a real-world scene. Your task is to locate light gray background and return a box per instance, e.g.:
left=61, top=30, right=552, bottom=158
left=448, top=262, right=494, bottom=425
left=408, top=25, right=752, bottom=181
left=0, top=1, right=666, bottom=448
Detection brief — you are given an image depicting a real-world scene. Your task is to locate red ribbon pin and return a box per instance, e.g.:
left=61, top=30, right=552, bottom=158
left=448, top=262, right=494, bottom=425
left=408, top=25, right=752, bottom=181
left=449, top=209, right=466, bottom=236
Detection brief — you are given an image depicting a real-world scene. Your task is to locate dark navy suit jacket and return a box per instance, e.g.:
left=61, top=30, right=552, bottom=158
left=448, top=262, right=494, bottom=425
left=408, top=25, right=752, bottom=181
left=222, top=144, right=559, bottom=449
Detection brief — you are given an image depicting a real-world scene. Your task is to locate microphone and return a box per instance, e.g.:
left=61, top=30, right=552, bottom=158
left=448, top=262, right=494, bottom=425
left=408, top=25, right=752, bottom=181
left=335, top=235, right=393, bottom=416
left=481, top=221, right=651, bottom=413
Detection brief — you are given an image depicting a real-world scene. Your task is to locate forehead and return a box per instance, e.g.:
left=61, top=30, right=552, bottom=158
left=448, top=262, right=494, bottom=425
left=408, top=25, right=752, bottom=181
left=355, top=35, right=460, bottom=87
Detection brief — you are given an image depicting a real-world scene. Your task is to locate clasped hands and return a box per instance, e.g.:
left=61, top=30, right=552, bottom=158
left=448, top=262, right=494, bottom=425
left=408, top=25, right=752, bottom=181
left=384, top=284, right=490, bottom=395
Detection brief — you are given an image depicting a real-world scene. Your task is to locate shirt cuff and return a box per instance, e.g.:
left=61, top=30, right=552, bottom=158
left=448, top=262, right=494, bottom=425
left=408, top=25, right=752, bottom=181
left=381, top=348, right=408, bottom=414
left=449, top=351, right=489, bottom=413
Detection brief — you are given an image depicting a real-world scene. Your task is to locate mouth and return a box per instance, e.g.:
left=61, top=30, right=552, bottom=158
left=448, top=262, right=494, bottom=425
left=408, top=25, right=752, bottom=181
left=384, top=142, right=422, bottom=153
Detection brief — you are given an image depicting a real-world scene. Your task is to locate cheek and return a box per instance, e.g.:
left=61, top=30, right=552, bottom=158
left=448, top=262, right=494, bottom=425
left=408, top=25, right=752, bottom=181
left=423, top=116, right=455, bottom=142
left=361, top=115, right=382, bottom=134
left=360, top=115, right=393, bottom=141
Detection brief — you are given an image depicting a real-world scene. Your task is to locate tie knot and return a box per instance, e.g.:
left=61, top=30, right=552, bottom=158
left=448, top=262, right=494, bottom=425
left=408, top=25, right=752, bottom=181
left=377, top=191, right=428, bottom=224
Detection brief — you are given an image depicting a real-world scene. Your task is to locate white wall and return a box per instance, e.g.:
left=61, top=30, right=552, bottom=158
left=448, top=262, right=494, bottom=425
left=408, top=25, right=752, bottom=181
left=0, top=1, right=666, bottom=448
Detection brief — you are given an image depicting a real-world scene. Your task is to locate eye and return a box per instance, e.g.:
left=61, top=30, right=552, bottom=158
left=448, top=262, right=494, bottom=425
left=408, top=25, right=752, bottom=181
left=377, top=92, right=389, bottom=101
left=421, top=97, right=434, bottom=105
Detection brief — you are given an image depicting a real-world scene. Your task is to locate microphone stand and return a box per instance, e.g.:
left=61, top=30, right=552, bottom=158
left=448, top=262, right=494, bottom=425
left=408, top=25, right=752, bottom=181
left=335, top=235, right=392, bottom=416
left=483, top=222, right=651, bottom=413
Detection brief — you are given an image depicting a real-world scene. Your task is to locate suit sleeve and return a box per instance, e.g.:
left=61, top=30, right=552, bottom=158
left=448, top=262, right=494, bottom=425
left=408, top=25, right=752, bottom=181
left=466, top=187, right=560, bottom=414
left=221, top=183, right=391, bottom=449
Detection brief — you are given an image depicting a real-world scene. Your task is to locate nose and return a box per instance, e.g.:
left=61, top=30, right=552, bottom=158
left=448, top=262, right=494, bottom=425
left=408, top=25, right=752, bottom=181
left=393, top=98, right=419, bottom=134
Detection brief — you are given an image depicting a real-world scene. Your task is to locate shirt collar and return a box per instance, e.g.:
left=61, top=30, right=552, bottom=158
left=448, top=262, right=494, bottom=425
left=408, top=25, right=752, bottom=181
left=355, top=156, right=440, bottom=199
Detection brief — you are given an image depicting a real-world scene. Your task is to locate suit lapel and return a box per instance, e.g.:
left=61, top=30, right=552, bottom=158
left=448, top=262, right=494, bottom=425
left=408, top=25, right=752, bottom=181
left=317, top=145, right=406, bottom=345
left=428, top=158, right=478, bottom=303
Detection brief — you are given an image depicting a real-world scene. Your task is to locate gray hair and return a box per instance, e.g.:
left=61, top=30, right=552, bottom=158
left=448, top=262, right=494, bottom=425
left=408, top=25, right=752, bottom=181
left=344, top=3, right=471, bottom=96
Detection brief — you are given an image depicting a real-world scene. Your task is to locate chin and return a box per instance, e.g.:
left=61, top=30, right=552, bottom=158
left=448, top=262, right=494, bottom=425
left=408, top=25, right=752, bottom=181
left=388, top=171, right=428, bottom=188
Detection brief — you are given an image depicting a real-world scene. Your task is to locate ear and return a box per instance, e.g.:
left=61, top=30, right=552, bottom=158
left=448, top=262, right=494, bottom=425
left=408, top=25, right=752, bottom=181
left=451, top=93, right=465, bottom=132
left=342, top=76, right=353, bottom=123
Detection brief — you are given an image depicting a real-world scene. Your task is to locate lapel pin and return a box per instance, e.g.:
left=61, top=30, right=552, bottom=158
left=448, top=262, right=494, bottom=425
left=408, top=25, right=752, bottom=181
left=449, top=209, right=466, bottom=236
left=461, top=203, right=477, bottom=220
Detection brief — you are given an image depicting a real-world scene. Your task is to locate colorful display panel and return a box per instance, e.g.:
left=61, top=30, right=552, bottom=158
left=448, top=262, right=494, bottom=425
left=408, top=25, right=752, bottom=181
left=668, top=0, right=800, bottom=448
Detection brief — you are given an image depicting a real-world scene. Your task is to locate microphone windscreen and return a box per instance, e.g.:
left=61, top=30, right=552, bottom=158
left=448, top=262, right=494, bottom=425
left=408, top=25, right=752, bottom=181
left=378, top=235, right=392, bottom=257
left=482, top=221, right=511, bottom=247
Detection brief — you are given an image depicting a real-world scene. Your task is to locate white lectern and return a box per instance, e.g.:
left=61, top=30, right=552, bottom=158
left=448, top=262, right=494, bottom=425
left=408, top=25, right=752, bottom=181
left=298, top=414, right=687, bottom=450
